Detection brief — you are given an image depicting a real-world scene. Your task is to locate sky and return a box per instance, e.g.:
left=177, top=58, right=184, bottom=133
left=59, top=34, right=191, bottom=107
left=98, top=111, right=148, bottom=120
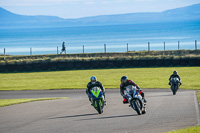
left=0, top=0, right=200, bottom=19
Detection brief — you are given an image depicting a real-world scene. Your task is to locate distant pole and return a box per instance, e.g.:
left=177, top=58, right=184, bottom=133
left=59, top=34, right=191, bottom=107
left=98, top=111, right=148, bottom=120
left=148, top=42, right=150, bottom=52
left=30, top=47, right=32, bottom=56
left=195, top=40, right=197, bottom=50
left=164, top=42, right=165, bottom=51
left=57, top=46, right=58, bottom=55
left=127, top=43, right=129, bottom=52
left=104, top=44, right=106, bottom=53
left=178, top=41, right=180, bottom=50
left=83, top=45, right=84, bottom=54
left=4, top=48, right=6, bottom=60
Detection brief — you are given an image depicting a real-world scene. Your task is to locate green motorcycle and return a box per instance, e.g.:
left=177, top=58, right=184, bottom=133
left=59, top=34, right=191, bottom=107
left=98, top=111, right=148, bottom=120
left=90, top=87, right=105, bottom=114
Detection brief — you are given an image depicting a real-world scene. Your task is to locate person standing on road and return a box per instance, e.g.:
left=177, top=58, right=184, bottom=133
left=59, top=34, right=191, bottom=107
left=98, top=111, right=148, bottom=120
left=120, top=76, right=147, bottom=104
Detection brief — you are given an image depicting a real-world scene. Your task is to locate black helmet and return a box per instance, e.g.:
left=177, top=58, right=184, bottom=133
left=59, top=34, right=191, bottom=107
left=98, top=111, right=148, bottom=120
left=90, top=76, right=97, bottom=82
left=173, top=71, right=177, bottom=75
left=121, top=76, right=128, bottom=84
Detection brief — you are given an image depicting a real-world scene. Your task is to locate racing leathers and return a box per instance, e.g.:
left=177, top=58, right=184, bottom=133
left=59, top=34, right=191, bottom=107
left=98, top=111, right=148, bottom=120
left=120, top=80, right=146, bottom=104
left=169, top=74, right=181, bottom=85
left=86, top=81, right=106, bottom=102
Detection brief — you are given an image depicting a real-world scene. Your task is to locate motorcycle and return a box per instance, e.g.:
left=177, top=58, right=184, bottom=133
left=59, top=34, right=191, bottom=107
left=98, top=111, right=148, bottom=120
left=125, top=85, right=146, bottom=115
left=170, top=77, right=180, bottom=95
left=90, top=86, right=105, bottom=114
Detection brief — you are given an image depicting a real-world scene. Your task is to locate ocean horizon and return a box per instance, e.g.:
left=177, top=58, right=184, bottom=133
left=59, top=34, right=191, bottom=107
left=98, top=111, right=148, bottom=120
left=0, top=22, right=200, bottom=55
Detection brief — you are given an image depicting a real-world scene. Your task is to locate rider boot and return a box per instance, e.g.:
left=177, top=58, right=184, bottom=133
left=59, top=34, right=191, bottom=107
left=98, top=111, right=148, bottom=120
left=143, top=98, right=147, bottom=103
left=87, top=93, right=93, bottom=106
left=89, top=98, right=93, bottom=106
left=103, top=94, right=107, bottom=105
left=139, top=91, right=147, bottom=103
left=123, top=98, right=129, bottom=104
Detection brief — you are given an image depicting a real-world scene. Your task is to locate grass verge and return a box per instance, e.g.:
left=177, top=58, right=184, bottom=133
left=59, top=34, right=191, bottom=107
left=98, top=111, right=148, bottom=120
left=0, top=67, right=199, bottom=90
left=0, top=97, right=68, bottom=107
left=166, top=125, right=200, bottom=133
left=198, top=91, right=200, bottom=104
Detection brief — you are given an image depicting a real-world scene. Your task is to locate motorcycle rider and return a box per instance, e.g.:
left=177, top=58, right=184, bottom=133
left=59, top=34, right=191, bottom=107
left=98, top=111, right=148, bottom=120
left=169, top=71, right=181, bottom=86
left=86, top=76, right=106, bottom=105
left=120, top=76, right=147, bottom=104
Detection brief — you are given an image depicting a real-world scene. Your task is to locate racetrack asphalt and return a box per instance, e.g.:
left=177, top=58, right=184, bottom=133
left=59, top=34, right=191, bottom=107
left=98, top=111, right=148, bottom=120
left=0, top=89, right=199, bottom=133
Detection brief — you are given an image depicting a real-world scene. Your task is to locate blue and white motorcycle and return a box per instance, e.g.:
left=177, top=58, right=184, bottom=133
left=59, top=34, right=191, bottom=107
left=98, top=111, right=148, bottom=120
left=125, top=85, right=146, bottom=115
left=170, top=77, right=180, bottom=95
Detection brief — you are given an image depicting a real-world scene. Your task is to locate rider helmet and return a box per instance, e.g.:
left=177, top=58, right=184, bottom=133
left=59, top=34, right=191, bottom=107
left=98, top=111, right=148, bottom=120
left=173, top=71, right=177, bottom=75
left=121, top=76, right=128, bottom=84
left=90, top=76, right=97, bottom=82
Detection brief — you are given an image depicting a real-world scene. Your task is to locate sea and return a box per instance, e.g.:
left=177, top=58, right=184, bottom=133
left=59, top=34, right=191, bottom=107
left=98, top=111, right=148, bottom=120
left=0, top=21, right=200, bottom=55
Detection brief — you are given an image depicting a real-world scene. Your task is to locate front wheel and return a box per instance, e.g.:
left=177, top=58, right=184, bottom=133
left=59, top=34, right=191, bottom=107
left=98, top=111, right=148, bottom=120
left=132, top=100, right=142, bottom=115
left=173, top=85, right=178, bottom=95
left=96, top=100, right=103, bottom=114
left=171, top=85, right=176, bottom=95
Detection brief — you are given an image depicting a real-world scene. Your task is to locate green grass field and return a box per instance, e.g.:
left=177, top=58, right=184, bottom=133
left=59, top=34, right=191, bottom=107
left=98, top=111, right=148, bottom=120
left=0, top=67, right=199, bottom=91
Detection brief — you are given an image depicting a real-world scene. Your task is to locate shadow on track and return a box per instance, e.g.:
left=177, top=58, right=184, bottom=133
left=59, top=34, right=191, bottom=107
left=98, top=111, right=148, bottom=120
left=49, top=113, right=98, bottom=119
left=79, top=114, right=138, bottom=121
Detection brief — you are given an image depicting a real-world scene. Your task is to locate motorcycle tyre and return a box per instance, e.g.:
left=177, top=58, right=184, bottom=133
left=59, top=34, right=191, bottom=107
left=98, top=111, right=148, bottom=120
left=171, top=85, right=176, bottom=95
left=173, top=85, right=177, bottom=95
left=133, top=100, right=142, bottom=115
left=96, top=100, right=103, bottom=114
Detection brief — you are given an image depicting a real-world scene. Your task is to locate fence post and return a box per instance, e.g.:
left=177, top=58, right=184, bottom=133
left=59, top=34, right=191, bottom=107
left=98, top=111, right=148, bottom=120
left=104, top=44, right=106, bottom=53
left=127, top=43, right=128, bottom=52
left=148, top=42, right=150, bottom=52
left=30, top=47, right=32, bottom=56
left=57, top=46, right=59, bottom=55
left=4, top=48, right=6, bottom=60
left=178, top=41, right=180, bottom=50
left=83, top=45, right=84, bottom=54
left=164, top=42, right=165, bottom=51
left=195, top=40, right=197, bottom=50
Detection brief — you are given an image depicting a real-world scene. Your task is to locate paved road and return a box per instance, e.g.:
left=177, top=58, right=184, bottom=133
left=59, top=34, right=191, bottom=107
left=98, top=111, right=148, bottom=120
left=0, top=89, right=199, bottom=133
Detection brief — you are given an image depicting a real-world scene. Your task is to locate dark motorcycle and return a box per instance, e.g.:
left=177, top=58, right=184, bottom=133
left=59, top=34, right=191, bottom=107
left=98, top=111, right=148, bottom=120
left=125, top=85, right=146, bottom=115
left=170, top=77, right=180, bottom=95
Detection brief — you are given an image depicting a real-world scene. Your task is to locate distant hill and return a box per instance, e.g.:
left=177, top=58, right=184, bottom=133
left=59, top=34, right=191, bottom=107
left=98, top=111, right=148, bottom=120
left=0, top=3, right=200, bottom=28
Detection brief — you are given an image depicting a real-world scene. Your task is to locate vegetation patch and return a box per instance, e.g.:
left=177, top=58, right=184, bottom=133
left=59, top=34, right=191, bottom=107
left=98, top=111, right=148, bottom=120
left=166, top=125, right=200, bottom=133
left=0, top=50, right=199, bottom=72
left=1, top=50, right=199, bottom=62
left=0, top=97, right=68, bottom=107
left=197, top=91, right=200, bottom=104
left=0, top=67, right=199, bottom=90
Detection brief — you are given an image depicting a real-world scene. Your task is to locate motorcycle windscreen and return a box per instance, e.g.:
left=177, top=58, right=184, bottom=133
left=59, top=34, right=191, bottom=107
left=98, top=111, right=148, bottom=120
left=125, top=85, right=136, bottom=95
left=172, top=77, right=179, bottom=82
left=91, top=87, right=101, bottom=98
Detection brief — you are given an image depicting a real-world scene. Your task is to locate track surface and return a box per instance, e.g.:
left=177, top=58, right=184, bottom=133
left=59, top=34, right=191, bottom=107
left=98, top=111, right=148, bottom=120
left=0, top=89, right=199, bottom=133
